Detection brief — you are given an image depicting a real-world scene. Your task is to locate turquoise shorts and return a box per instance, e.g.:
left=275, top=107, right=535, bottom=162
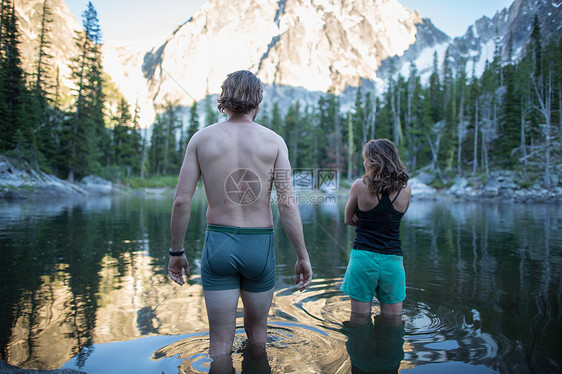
left=201, top=225, right=275, bottom=292
left=341, top=249, right=405, bottom=304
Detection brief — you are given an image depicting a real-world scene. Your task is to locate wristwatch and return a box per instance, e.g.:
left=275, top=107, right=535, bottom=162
left=169, top=248, right=185, bottom=256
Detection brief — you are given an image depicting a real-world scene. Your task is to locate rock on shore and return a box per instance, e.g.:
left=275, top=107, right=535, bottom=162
left=442, top=170, right=562, bottom=202
left=0, top=155, right=115, bottom=200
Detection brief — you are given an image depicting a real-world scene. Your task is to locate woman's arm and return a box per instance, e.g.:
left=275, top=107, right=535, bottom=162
left=344, top=180, right=361, bottom=226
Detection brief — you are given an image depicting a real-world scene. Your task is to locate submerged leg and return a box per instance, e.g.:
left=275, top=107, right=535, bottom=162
left=240, top=288, right=274, bottom=346
left=349, top=298, right=372, bottom=326
left=204, top=289, right=240, bottom=357
left=209, top=353, right=234, bottom=374
left=380, top=301, right=402, bottom=318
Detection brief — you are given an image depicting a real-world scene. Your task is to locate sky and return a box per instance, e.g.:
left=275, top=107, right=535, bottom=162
left=66, top=0, right=515, bottom=45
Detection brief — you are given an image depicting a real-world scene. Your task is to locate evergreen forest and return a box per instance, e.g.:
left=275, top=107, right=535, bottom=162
left=1, top=0, right=560, bottom=189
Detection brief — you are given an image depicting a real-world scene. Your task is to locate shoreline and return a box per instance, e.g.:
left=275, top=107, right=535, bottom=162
left=1, top=155, right=560, bottom=203
left=2, top=182, right=561, bottom=204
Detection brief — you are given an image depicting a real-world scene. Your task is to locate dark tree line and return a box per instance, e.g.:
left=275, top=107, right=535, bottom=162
left=0, top=0, right=212, bottom=182
left=0, top=0, right=144, bottom=181
left=1, top=3, right=560, bottom=188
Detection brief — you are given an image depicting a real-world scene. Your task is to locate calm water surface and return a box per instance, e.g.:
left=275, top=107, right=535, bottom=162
left=0, top=191, right=560, bottom=373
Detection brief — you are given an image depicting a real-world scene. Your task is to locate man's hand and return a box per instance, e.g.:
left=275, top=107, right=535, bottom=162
left=168, top=255, right=190, bottom=286
left=295, top=258, right=313, bottom=292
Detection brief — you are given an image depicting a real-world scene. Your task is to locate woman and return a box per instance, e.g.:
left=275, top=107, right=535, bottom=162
left=341, top=139, right=411, bottom=321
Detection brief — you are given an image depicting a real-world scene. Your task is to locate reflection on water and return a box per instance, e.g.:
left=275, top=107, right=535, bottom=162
left=341, top=314, right=405, bottom=373
left=0, top=195, right=560, bottom=373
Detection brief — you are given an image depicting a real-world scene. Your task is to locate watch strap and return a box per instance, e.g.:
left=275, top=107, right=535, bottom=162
left=169, top=248, right=185, bottom=256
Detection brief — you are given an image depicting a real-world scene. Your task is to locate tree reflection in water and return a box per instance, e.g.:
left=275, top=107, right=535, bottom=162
left=0, top=196, right=560, bottom=373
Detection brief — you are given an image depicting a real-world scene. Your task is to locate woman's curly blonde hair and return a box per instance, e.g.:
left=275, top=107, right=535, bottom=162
left=362, top=139, right=409, bottom=195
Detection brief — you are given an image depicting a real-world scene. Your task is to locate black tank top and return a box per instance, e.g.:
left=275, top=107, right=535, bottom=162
left=353, top=190, right=404, bottom=255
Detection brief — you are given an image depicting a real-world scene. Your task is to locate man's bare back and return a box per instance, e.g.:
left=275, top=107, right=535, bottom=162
left=192, top=116, right=284, bottom=227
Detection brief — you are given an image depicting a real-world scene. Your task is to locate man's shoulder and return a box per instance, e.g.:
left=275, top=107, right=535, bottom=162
left=253, top=122, right=283, bottom=141
left=191, top=123, right=219, bottom=141
left=195, top=121, right=284, bottom=148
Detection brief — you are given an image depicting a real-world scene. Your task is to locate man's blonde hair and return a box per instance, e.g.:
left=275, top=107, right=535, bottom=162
left=217, top=70, right=263, bottom=114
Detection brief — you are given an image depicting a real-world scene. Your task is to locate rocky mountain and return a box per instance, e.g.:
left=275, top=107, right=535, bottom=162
left=140, top=0, right=429, bottom=109
left=13, top=0, right=562, bottom=126
left=379, top=0, right=562, bottom=81
left=15, top=0, right=80, bottom=105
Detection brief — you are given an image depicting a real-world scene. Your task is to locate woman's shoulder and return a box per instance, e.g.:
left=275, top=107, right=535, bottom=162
left=351, top=178, right=366, bottom=188
left=350, top=178, right=368, bottom=193
left=391, top=183, right=411, bottom=213
left=402, top=183, right=412, bottom=196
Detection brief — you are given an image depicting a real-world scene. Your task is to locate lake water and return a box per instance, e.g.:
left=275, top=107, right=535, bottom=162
left=0, top=192, right=560, bottom=373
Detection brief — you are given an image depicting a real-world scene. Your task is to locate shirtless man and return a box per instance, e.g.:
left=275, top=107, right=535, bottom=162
left=167, top=70, right=313, bottom=370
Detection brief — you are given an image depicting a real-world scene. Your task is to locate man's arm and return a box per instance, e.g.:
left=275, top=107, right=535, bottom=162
left=273, top=139, right=312, bottom=291
left=169, top=135, right=201, bottom=286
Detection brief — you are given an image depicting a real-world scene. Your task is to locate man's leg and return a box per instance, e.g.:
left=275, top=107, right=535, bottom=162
left=240, top=288, right=274, bottom=345
left=204, top=289, right=240, bottom=357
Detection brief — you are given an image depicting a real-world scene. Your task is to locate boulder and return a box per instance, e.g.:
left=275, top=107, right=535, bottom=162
left=415, top=171, right=436, bottom=185
left=448, top=177, right=469, bottom=196
left=0, top=155, right=87, bottom=199
left=78, top=175, right=113, bottom=195
left=409, top=177, right=436, bottom=198
left=483, top=176, right=500, bottom=197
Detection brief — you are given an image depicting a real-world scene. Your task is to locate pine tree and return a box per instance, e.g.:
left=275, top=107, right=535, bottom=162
left=351, top=84, right=367, bottom=175
left=514, top=45, right=533, bottom=168
left=112, top=97, right=140, bottom=177
left=284, top=101, right=300, bottom=165
left=203, top=93, right=218, bottom=127
left=295, top=104, right=317, bottom=169
left=0, top=0, right=35, bottom=157
left=33, top=0, right=53, bottom=101
left=149, top=101, right=181, bottom=176
left=467, top=60, right=480, bottom=174
left=64, top=1, right=106, bottom=181
left=270, top=101, right=283, bottom=137
left=346, top=112, right=354, bottom=180
left=178, top=101, right=199, bottom=165
left=256, top=102, right=270, bottom=128
left=437, top=50, right=456, bottom=171
left=188, top=101, right=200, bottom=140
left=496, top=50, right=522, bottom=166
left=428, top=51, right=443, bottom=124
left=404, top=62, right=428, bottom=170
left=526, top=14, right=545, bottom=146
left=377, top=83, right=393, bottom=141
left=452, top=58, right=467, bottom=174
left=363, top=90, right=376, bottom=142
left=531, top=15, right=543, bottom=80
left=478, top=60, right=499, bottom=177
